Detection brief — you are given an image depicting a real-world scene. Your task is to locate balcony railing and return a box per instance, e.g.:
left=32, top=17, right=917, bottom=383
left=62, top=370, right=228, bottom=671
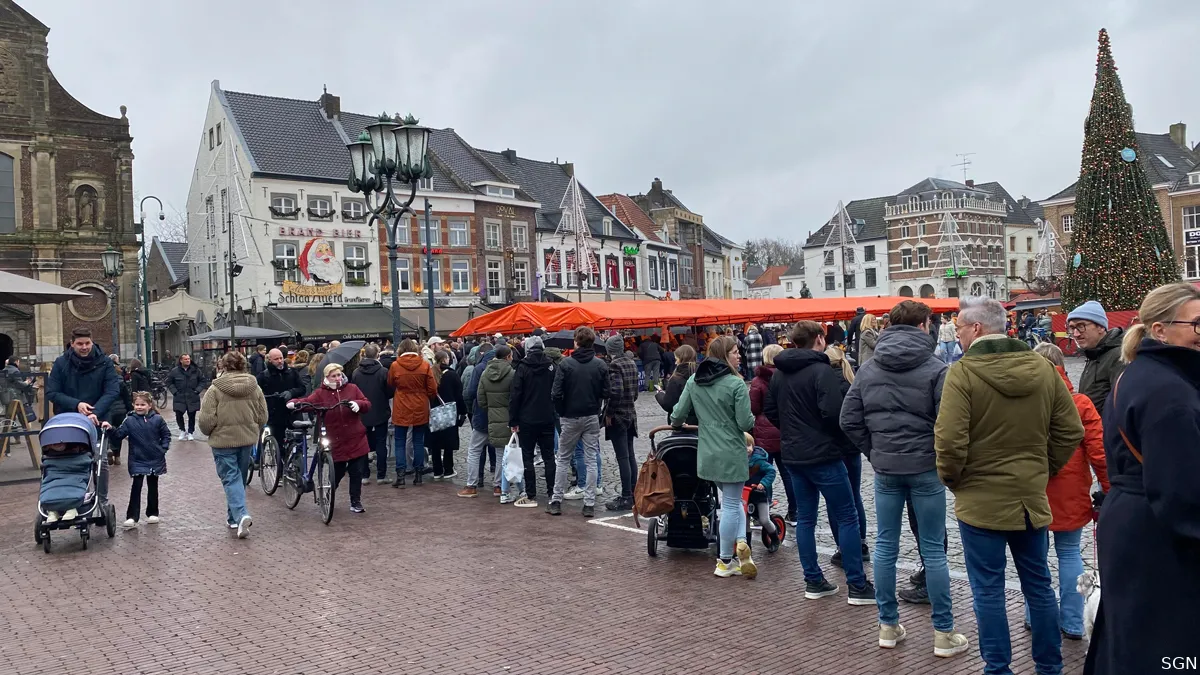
left=885, top=197, right=1007, bottom=218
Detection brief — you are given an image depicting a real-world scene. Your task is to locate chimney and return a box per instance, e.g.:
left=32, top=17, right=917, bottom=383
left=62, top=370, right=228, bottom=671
left=1170, top=122, right=1187, bottom=149
left=318, top=86, right=340, bottom=120
left=1019, top=195, right=1030, bottom=208
left=965, top=179, right=974, bottom=188
left=501, top=148, right=516, bottom=162
left=562, top=162, right=574, bottom=178
left=652, top=177, right=663, bottom=193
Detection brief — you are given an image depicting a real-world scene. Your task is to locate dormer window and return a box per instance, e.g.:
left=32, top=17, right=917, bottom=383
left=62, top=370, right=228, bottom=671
left=416, top=176, right=434, bottom=191
left=486, top=185, right=515, bottom=199
left=942, top=192, right=952, bottom=201
left=1156, top=154, right=1175, bottom=169
left=1190, top=172, right=1200, bottom=186
left=908, top=195, right=919, bottom=205
left=602, top=218, right=613, bottom=236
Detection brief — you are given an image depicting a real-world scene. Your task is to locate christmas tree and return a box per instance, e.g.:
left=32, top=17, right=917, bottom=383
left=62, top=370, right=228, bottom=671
left=1060, top=28, right=1180, bottom=312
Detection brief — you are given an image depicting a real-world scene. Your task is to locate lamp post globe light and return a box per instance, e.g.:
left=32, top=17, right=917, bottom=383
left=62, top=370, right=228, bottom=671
left=346, top=114, right=432, bottom=346
left=101, top=245, right=125, bottom=358
left=137, top=196, right=164, bottom=363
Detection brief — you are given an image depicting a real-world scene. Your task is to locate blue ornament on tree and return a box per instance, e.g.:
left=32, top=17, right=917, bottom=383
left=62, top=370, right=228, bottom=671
left=1120, top=147, right=1136, bottom=162
left=1073, top=252, right=1082, bottom=268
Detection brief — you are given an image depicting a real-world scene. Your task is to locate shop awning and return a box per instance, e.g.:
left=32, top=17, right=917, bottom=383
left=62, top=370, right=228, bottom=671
left=451, top=296, right=964, bottom=337
left=396, top=305, right=492, bottom=336
left=265, top=306, right=417, bottom=343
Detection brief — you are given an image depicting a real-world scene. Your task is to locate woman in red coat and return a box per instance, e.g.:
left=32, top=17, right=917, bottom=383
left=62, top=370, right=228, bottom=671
left=288, top=362, right=371, bottom=513
left=1031, top=343, right=1110, bottom=640
left=749, top=344, right=794, bottom=522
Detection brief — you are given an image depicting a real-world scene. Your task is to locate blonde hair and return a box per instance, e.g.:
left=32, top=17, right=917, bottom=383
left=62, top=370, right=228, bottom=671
left=1033, top=341, right=1065, bottom=367
left=860, top=314, right=878, bottom=332
left=825, top=346, right=855, bottom=384
left=743, top=432, right=755, bottom=447
left=308, top=353, right=324, bottom=378
left=323, top=362, right=344, bottom=378
left=762, top=343, right=783, bottom=366
left=1122, top=282, right=1200, bottom=362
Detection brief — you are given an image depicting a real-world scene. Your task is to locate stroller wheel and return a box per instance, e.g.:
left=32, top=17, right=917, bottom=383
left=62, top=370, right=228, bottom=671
left=42, top=533, right=51, bottom=554
left=105, top=504, right=116, bottom=538
left=646, top=518, right=659, bottom=557
left=80, top=529, right=88, bottom=550
left=33, top=515, right=43, bottom=544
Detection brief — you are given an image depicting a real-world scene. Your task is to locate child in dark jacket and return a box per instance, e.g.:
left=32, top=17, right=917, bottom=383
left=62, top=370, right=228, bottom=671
left=104, top=392, right=171, bottom=527
left=744, top=433, right=780, bottom=547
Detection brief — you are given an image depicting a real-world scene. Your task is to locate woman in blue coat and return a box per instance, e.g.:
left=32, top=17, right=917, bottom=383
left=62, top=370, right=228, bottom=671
left=104, top=392, right=171, bottom=528
left=1085, top=283, right=1200, bottom=674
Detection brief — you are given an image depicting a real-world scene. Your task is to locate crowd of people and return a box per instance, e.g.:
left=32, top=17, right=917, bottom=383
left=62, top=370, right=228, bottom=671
left=26, top=278, right=1199, bottom=675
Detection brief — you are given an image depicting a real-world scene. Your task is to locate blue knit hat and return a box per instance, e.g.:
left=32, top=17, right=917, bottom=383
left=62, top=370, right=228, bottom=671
left=1067, top=300, right=1108, bottom=330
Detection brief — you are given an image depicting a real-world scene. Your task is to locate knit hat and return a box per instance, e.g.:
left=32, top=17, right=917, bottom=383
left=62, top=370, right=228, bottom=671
left=524, top=336, right=544, bottom=351
left=1067, top=300, right=1108, bottom=330
left=604, top=335, right=624, bottom=356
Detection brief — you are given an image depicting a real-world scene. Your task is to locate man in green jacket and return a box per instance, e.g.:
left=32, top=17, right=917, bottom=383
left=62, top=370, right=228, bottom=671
left=934, top=296, right=1083, bottom=675
left=477, top=345, right=516, bottom=501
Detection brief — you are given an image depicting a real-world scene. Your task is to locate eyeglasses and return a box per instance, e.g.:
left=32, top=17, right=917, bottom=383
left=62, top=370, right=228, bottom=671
left=1163, top=319, right=1200, bottom=335
left=1066, top=323, right=1093, bottom=335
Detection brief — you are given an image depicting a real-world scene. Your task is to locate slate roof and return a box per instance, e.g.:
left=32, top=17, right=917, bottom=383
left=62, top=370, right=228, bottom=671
left=744, top=264, right=765, bottom=284
left=475, top=149, right=638, bottom=240
left=1042, top=132, right=1200, bottom=201
left=781, top=259, right=805, bottom=277
left=803, top=196, right=891, bottom=247
left=156, top=238, right=191, bottom=287
left=896, top=177, right=991, bottom=199
left=750, top=265, right=788, bottom=288
left=596, top=193, right=662, bottom=243
left=974, top=182, right=1040, bottom=226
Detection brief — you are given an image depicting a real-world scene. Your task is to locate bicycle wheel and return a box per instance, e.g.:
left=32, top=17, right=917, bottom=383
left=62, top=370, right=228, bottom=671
left=153, top=388, right=168, bottom=409
left=259, top=435, right=281, bottom=495
left=243, top=446, right=256, bottom=486
left=282, top=451, right=303, bottom=510
left=316, top=450, right=335, bottom=525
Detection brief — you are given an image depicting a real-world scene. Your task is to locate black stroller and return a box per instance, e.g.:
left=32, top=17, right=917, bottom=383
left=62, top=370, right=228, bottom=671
left=34, top=412, right=116, bottom=553
left=644, top=426, right=719, bottom=557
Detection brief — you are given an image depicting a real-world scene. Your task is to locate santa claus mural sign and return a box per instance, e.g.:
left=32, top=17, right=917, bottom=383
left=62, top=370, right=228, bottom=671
left=281, top=237, right=345, bottom=302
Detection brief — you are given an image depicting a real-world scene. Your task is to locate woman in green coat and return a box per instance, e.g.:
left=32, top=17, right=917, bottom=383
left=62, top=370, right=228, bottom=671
left=671, top=335, right=756, bottom=579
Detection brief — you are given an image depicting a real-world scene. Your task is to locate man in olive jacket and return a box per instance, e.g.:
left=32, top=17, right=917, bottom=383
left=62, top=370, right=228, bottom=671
left=933, top=296, right=1083, bottom=675
left=477, top=345, right=515, bottom=489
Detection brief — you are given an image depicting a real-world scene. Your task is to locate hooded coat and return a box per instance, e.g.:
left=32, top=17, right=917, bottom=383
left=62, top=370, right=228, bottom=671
left=197, top=372, right=268, bottom=449
left=509, top=347, right=556, bottom=429
left=839, top=325, right=947, bottom=474
left=763, top=348, right=853, bottom=468
left=477, top=357, right=515, bottom=449
left=748, top=364, right=780, bottom=454
left=428, top=364, right=466, bottom=450
left=111, top=410, right=171, bottom=476
left=45, top=343, right=121, bottom=420
left=257, top=362, right=306, bottom=433
left=350, top=358, right=392, bottom=428
left=1045, top=365, right=1109, bottom=532
left=387, top=353, right=438, bottom=427
left=550, top=346, right=608, bottom=419
left=933, top=336, right=1084, bottom=530
left=167, top=361, right=207, bottom=413
left=670, top=360, right=753, bottom=484
left=465, top=346, right=496, bottom=433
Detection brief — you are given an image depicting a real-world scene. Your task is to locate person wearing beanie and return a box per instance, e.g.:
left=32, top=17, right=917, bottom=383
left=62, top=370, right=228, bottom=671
left=1066, top=300, right=1125, bottom=416
left=603, top=334, right=639, bottom=512
left=508, top=335, right=556, bottom=507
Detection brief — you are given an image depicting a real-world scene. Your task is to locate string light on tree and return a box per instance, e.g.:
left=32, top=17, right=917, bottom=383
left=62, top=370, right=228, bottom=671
left=1060, top=28, right=1180, bottom=312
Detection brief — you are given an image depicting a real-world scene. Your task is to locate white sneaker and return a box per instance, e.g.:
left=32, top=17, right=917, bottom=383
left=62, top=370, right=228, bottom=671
left=44, top=511, right=59, bottom=524
left=186, top=433, right=194, bottom=441
left=229, top=522, right=238, bottom=529
left=146, top=516, right=160, bottom=524
left=499, top=493, right=512, bottom=504
left=122, top=518, right=137, bottom=529
left=563, top=486, right=585, bottom=501
left=533, top=456, right=544, bottom=467
left=442, top=470, right=457, bottom=479
left=62, top=509, right=78, bottom=521
left=236, top=515, right=252, bottom=539
left=178, top=431, right=187, bottom=441
left=595, top=484, right=605, bottom=495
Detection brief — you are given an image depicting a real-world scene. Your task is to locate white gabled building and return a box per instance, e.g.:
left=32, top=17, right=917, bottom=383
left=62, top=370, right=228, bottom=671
left=801, top=198, right=891, bottom=298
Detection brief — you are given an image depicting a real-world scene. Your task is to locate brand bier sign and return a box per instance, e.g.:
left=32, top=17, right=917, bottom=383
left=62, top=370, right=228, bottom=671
left=278, top=226, right=366, bottom=239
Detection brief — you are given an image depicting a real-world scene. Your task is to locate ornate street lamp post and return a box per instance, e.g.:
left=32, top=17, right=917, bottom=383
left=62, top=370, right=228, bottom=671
left=101, top=245, right=125, bottom=357
left=346, top=114, right=431, bottom=347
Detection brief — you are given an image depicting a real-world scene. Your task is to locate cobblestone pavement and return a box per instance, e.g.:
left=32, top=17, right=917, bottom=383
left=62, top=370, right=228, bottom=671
left=0, top=400, right=1089, bottom=674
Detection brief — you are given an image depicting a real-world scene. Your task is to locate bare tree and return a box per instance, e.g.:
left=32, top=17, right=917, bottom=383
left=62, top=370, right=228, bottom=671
left=744, top=237, right=804, bottom=268
left=155, top=203, right=188, bottom=243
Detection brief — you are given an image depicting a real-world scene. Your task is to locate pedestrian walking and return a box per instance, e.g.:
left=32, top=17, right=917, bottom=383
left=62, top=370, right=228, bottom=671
left=1066, top=300, right=1125, bottom=417
left=824, top=345, right=869, bottom=567
left=477, top=344, right=517, bottom=500
left=257, top=348, right=305, bottom=451
left=845, top=307, right=866, bottom=361
left=167, top=354, right=207, bottom=441
left=508, top=336, right=555, bottom=508
left=351, top=344, right=393, bottom=484
left=604, top=335, right=639, bottom=512
left=547, top=326, right=608, bottom=518
left=857, top=314, right=879, bottom=366
left=743, top=326, right=765, bottom=374
left=840, top=300, right=967, bottom=657
left=427, top=348, right=466, bottom=480
left=933, top=296, right=1084, bottom=675
left=103, top=391, right=171, bottom=529
left=638, top=334, right=664, bottom=390
left=387, top=339, right=438, bottom=487
left=764, top=321, right=875, bottom=604
left=197, top=351, right=267, bottom=538
left=1029, top=342, right=1109, bottom=642
left=128, top=358, right=153, bottom=397
left=670, top=335, right=757, bottom=578
left=287, top=363, right=371, bottom=514
left=937, top=315, right=959, bottom=365
left=1084, top=283, right=1200, bottom=675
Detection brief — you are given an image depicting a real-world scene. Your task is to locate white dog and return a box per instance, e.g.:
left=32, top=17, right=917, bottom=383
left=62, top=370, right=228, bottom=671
left=1078, top=569, right=1101, bottom=642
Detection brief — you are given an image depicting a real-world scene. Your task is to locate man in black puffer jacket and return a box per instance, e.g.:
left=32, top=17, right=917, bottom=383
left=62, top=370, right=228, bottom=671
left=257, top=349, right=306, bottom=449
left=352, top=343, right=394, bottom=483
left=509, top=336, right=557, bottom=507
left=764, top=320, right=874, bottom=605
left=548, top=326, right=608, bottom=517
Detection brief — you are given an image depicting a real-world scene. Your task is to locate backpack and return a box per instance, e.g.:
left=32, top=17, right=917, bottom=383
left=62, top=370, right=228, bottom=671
left=633, top=456, right=674, bottom=527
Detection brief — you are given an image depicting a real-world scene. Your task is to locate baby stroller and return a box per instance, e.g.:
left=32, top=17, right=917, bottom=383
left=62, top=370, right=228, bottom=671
left=644, top=426, right=719, bottom=557
left=34, top=413, right=116, bottom=553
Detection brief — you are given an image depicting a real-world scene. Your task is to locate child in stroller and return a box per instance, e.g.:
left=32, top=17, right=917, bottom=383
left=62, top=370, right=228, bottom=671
left=35, top=412, right=116, bottom=551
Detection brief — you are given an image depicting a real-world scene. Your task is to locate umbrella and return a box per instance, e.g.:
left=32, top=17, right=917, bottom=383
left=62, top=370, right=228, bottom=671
left=188, top=326, right=291, bottom=342
left=323, top=340, right=366, bottom=368
left=541, top=329, right=605, bottom=355
left=0, top=270, right=87, bottom=305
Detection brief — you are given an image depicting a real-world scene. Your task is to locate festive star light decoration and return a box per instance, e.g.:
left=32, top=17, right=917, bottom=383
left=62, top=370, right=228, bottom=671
left=1060, top=28, right=1180, bottom=312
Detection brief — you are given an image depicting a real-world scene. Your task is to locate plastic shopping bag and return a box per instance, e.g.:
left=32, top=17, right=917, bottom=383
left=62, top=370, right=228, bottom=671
left=503, top=433, right=525, bottom=484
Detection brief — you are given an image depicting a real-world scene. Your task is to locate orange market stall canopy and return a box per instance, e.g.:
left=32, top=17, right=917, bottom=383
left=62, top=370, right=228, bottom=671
left=451, top=297, right=962, bottom=337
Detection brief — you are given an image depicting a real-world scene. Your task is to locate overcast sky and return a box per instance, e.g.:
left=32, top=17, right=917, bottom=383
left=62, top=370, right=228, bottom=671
left=25, top=0, right=1200, bottom=243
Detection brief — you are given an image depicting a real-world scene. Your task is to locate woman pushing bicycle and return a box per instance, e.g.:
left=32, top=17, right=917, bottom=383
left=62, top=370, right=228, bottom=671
left=287, top=362, right=371, bottom=514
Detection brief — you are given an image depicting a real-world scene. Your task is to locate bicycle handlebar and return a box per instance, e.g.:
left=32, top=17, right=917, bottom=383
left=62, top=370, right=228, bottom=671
left=290, top=400, right=353, bottom=412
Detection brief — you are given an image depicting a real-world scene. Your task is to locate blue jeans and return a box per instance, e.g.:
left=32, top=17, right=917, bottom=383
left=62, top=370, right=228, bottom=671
left=212, top=446, right=252, bottom=526
left=828, top=454, right=867, bottom=547
left=959, top=517, right=1062, bottom=675
left=717, top=482, right=747, bottom=560
left=572, top=437, right=599, bottom=489
left=1023, top=528, right=1084, bottom=637
left=788, top=459, right=866, bottom=587
left=772, top=455, right=797, bottom=516
left=393, top=425, right=426, bottom=472
left=874, top=471, right=954, bottom=631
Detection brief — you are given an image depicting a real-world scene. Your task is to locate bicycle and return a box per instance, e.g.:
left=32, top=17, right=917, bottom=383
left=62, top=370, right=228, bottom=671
left=244, top=393, right=288, bottom=494
left=149, top=374, right=170, bottom=409
left=280, top=401, right=347, bottom=525
left=1025, top=326, right=1052, bottom=349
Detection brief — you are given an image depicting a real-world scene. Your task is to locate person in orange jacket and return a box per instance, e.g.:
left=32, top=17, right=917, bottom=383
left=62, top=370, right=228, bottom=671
left=1030, top=342, right=1110, bottom=641
left=386, top=338, right=439, bottom=487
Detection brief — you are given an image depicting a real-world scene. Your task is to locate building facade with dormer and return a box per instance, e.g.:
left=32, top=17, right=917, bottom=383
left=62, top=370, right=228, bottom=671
left=1040, top=123, right=1200, bottom=284
left=0, top=1, right=137, bottom=364
left=596, top=192, right=679, bottom=299
left=802, top=198, right=891, bottom=299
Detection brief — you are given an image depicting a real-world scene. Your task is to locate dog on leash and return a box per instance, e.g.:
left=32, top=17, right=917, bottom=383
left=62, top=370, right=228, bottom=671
left=1078, top=570, right=1101, bottom=642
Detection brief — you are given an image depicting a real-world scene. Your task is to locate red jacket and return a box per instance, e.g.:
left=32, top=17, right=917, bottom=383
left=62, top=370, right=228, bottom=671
left=749, top=364, right=780, bottom=454
left=289, top=383, right=370, bottom=462
left=1046, top=366, right=1110, bottom=531
left=387, top=353, right=439, bottom=427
